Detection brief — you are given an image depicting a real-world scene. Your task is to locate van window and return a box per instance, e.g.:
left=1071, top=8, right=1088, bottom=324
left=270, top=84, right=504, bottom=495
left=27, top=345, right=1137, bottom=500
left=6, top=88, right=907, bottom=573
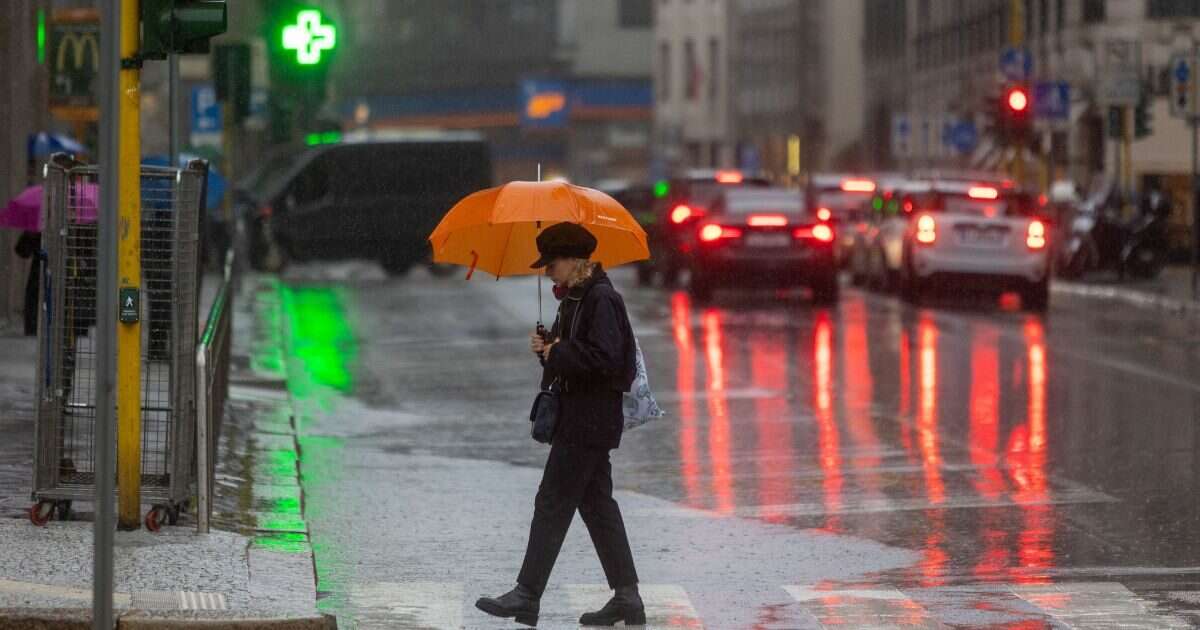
left=330, top=143, right=490, bottom=198
left=291, top=155, right=331, bottom=204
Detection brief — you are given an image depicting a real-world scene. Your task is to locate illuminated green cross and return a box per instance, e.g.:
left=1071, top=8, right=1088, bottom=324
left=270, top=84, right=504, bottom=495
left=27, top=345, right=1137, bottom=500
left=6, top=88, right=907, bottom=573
left=282, top=10, right=336, bottom=66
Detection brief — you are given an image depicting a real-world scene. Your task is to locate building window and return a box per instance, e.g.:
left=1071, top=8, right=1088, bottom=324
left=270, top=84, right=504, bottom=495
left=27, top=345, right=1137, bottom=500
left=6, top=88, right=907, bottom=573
left=1148, top=0, right=1200, bottom=18
left=1083, top=0, right=1105, bottom=22
left=708, top=38, right=719, bottom=105
left=658, top=42, right=671, bottom=102
left=684, top=38, right=698, bottom=101
left=619, top=0, right=653, bottom=28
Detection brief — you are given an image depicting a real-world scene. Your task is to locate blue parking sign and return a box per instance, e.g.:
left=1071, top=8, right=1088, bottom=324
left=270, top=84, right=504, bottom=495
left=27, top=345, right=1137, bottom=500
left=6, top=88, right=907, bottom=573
left=190, top=85, right=222, bottom=133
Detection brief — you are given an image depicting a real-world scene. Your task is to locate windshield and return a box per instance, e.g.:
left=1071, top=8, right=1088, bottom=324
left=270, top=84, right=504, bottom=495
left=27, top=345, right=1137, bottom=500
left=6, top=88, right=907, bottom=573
left=724, top=191, right=806, bottom=215
left=239, top=147, right=307, bottom=195
left=814, top=189, right=873, bottom=214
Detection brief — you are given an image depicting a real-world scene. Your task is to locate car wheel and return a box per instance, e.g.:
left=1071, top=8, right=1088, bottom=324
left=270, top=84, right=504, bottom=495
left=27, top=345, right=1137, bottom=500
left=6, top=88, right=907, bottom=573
left=689, top=270, right=715, bottom=302
left=427, top=262, right=456, bottom=277
left=660, top=261, right=682, bottom=288
left=900, top=267, right=923, bottom=305
left=811, top=274, right=840, bottom=305
left=1022, top=278, right=1050, bottom=312
left=636, top=263, right=655, bottom=287
left=381, top=254, right=416, bottom=277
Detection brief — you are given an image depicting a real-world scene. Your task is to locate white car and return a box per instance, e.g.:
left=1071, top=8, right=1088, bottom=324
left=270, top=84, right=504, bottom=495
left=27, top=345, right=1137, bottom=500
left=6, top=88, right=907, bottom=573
left=872, top=180, right=1051, bottom=311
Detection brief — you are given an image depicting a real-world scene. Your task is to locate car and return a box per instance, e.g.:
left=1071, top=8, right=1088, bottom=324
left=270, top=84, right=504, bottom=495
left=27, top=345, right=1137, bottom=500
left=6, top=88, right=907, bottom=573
left=848, top=176, right=925, bottom=291
left=805, top=174, right=879, bottom=267
left=237, top=131, right=492, bottom=274
left=875, top=180, right=1051, bottom=311
left=650, top=169, right=772, bottom=286
left=600, top=181, right=657, bottom=286
left=684, top=187, right=839, bottom=304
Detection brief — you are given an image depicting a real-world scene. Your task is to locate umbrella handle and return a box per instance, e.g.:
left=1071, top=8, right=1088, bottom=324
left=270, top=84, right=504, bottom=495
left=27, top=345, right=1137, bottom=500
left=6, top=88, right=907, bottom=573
left=465, top=250, right=479, bottom=281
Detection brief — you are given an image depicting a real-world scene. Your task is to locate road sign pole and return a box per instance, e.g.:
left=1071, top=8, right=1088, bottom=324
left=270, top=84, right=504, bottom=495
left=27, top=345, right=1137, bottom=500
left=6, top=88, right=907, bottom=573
left=117, top=0, right=143, bottom=531
left=95, top=0, right=120, bottom=627
left=1124, top=105, right=1134, bottom=193
left=169, top=52, right=179, bottom=165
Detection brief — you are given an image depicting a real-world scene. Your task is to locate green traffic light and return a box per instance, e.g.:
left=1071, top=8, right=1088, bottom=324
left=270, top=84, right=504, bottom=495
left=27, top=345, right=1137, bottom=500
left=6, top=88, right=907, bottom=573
left=653, top=180, right=669, bottom=198
left=282, top=9, right=336, bottom=66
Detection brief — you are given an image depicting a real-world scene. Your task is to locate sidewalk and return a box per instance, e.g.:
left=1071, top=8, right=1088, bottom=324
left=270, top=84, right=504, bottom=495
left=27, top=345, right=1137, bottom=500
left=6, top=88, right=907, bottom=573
left=0, top=275, right=330, bottom=629
left=1053, top=265, right=1200, bottom=315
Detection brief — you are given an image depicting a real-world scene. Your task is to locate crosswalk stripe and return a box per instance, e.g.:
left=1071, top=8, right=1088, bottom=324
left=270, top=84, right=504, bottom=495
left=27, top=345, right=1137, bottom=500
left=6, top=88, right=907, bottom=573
left=567, top=584, right=703, bottom=629
left=349, top=581, right=463, bottom=630
left=1011, top=582, right=1191, bottom=629
left=784, top=585, right=950, bottom=629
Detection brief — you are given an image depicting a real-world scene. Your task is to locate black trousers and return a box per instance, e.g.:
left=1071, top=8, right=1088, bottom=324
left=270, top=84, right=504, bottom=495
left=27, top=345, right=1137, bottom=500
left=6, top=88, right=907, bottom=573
left=517, top=441, right=639, bottom=596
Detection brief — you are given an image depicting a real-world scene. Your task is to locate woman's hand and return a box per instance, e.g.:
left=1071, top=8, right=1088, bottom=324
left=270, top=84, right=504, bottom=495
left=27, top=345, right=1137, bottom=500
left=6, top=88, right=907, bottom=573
left=530, top=331, right=546, bottom=356
left=541, top=341, right=557, bottom=361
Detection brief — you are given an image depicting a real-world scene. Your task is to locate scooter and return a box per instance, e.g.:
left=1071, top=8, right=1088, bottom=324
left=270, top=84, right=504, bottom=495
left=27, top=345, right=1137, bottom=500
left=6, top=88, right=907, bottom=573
left=1059, top=186, right=1169, bottom=280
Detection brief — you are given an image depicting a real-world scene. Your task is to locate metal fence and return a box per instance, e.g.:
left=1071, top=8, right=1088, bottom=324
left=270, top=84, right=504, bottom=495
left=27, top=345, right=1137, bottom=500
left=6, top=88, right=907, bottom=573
left=31, top=154, right=206, bottom=528
left=195, top=249, right=235, bottom=533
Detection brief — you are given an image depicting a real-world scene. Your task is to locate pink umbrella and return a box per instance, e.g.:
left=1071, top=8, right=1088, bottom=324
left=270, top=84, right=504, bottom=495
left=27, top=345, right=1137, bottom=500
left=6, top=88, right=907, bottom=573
left=0, top=184, right=98, bottom=232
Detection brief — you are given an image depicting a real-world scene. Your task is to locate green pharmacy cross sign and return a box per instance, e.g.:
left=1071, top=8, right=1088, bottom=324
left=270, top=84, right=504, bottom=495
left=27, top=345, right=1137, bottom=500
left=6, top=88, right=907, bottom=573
left=282, top=9, right=336, bottom=66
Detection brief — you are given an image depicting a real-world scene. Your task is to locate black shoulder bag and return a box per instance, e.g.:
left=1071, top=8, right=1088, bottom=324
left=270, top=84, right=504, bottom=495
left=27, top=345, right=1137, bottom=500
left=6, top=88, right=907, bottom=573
left=529, top=299, right=584, bottom=444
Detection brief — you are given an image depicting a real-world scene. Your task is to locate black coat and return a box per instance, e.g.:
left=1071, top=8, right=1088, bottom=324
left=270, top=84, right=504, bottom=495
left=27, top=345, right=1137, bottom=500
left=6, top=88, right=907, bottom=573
left=540, top=266, right=636, bottom=450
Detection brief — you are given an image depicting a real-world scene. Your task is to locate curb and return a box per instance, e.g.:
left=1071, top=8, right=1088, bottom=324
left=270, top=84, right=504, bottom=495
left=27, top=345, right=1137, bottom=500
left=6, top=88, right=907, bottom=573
left=0, top=609, right=336, bottom=630
left=1051, top=281, right=1200, bottom=317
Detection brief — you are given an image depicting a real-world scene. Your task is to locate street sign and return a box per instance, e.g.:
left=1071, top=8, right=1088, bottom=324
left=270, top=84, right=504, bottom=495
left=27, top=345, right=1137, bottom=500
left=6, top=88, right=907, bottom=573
left=190, top=85, right=222, bottom=146
left=891, top=113, right=913, bottom=158
left=48, top=10, right=100, bottom=111
left=1170, top=53, right=1198, bottom=119
left=949, top=120, right=978, bottom=154
left=1034, top=81, right=1070, bottom=120
left=999, top=47, right=1032, bottom=81
left=119, top=288, right=139, bottom=324
left=1100, top=75, right=1142, bottom=106
left=1099, top=39, right=1141, bottom=106
left=520, top=79, right=569, bottom=129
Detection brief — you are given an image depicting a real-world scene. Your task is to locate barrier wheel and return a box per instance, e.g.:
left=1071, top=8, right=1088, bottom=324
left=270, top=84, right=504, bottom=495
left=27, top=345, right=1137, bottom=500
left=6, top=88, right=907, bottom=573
left=29, top=501, right=53, bottom=526
left=145, top=506, right=166, bottom=532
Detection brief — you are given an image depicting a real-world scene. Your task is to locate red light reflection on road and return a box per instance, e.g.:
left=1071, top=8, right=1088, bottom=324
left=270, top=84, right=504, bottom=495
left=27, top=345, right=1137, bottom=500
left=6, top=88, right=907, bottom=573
left=897, top=330, right=916, bottom=461
left=812, top=314, right=843, bottom=531
left=916, top=315, right=945, bottom=505
left=703, top=309, right=735, bottom=515
left=750, top=329, right=793, bottom=522
left=1009, top=318, right=1055, bottom=583
left=842, top=298, right=884, bottom=511
left=969, top=326, right=1010, bottom=581
left=670, top=292, right=703, bottom=508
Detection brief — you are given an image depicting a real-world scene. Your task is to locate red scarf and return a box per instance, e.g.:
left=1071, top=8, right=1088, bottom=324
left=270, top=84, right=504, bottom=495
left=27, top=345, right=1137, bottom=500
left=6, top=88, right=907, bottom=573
left=552, top=284, right=568, bottom=301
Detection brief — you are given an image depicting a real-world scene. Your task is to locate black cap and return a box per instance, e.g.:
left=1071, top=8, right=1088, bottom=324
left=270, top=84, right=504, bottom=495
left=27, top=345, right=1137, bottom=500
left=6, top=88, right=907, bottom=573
left=530, top=222, right=598, bottom=268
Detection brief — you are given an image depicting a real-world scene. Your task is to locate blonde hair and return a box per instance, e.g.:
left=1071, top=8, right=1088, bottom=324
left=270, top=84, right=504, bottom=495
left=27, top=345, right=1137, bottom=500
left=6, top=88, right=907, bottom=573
left=563, top=258, right=595, bottom=288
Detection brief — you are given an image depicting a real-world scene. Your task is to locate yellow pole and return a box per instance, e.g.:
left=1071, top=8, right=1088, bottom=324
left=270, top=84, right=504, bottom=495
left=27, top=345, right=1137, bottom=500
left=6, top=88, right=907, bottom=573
left=117, top=0, right=142, bottom=531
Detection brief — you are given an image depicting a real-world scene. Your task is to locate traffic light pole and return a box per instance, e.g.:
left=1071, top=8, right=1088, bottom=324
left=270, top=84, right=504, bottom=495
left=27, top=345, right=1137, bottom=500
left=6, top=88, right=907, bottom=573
left=169, top=52, right=179, bottom=165
left=117, top=0, right=143, bottom=531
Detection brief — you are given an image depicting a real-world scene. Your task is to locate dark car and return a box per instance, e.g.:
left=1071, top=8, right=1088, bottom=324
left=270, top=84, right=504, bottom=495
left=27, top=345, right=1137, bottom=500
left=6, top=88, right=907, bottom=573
left=805, top=174, right=878, bottom=267
left=238, top=132, right=492, bottom=274
left=602, top=182, right=657, bottom=286
left=651, top=169, right=772, bottom=285
left=686, top=187, right=839, bottom=304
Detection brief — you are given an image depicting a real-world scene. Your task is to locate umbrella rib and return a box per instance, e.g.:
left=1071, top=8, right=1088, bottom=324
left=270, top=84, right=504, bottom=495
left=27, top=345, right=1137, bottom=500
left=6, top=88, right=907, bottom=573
left=497, top=219, right=518, bottom=279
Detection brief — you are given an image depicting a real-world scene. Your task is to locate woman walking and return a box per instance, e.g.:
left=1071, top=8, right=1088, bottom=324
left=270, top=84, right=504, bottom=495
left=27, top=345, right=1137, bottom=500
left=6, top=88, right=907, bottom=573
left=476, top=222, right=645, bottom=627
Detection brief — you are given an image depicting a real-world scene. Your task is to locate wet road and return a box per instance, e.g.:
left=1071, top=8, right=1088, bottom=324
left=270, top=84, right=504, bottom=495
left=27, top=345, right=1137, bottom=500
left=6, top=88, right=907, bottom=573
left=271, top=265, right=1200, bottom=628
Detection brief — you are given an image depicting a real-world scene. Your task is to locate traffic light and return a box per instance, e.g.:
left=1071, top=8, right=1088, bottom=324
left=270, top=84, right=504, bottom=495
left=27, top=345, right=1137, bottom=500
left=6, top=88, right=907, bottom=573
left=213, top=43, right=251, bottom=122
left=1135, top=95, right=1152, bottom=138
left=142, top=0, right=228, bottom=59
left=987, top=84, right=1033, bottom=147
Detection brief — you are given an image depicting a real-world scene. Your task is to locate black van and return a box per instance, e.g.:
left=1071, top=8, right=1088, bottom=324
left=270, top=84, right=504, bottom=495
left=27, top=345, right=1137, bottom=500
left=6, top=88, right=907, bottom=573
left=238, top=132, right=492, bottom=274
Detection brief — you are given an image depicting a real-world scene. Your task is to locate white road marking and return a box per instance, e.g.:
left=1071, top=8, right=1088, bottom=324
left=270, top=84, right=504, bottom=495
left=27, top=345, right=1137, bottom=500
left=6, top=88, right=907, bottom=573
left=567, top=584, right=703, bottom=629
left=349, top=581, right=463, bottom=630
left=1011, top=582, right=1192, bottom=629
left=785, top=585, right=950, bottom=629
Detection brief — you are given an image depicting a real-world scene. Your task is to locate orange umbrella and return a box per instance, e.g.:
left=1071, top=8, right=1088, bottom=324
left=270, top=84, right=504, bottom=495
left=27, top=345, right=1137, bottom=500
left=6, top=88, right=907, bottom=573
left=428, top=180, right=650, bottom=280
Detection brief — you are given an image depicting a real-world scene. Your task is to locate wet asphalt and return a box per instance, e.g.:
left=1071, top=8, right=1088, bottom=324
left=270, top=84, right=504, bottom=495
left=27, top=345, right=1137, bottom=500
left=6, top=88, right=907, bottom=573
left=269, top=263, right=1200, bottom=629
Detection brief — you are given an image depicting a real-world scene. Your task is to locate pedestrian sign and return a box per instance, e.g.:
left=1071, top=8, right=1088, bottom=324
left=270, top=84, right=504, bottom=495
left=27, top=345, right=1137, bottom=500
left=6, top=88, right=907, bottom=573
left=892, top=113, right=913, bottom=158
left=1034, top=82, right=1070, bottom=121
left=1170, top=52, right=1198, bottom=119
left=119, top=287, right=139, bottom=323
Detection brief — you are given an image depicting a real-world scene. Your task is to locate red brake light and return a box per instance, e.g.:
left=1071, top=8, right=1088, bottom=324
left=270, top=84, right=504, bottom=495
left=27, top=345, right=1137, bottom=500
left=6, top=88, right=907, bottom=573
left=841, top=179, right=876, bottom=193
left=699, top=223, right=742, bottom=242
left=715, top=170, right=744, bottom=184
left=794, top=224, right=835, bottom=243
left=670, top=204, right=694, bottom=224
left=816, top=207, right=832, bottom=222
left=748, top=214, right=788, bottom=227
left=968, top=186, right=999, bottom=200
left=1027, top=220, right=1047, bottom=250
left=916, top=214, right=937, bottom=244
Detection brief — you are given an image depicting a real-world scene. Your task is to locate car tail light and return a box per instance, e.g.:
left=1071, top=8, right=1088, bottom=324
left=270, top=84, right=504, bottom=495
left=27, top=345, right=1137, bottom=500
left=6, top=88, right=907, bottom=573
left=715, top=170, right=744, bottom=184
left=699, top=223, right=742, bottom=242
left=748, top=214, right=788, bottom=227
left=916, top=214, right=937, bottom=244
left=670, top=204, right=695, bottom=224
left=1027, top=220, right=1047, bottom=250
left=816, top=207, right=832, bottom=222
left=794, top=224, right=835, bottom=243
left=841, top=179, right=876, bottom=192
left=968, top=186, right=999, bottom=200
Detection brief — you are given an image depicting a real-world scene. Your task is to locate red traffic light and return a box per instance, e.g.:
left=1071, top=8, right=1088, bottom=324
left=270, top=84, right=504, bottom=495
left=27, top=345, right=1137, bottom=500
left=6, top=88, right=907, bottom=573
left=1006, top=87, right=1029, bottom=113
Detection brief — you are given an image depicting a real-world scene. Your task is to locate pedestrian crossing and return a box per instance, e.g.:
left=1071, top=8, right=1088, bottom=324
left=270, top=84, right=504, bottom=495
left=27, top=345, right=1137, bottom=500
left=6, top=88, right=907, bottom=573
left=340, top=580, right=1195, bottom=629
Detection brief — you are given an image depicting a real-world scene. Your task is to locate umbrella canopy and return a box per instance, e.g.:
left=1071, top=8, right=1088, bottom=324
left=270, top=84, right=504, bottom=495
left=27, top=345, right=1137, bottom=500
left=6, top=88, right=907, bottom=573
left=0, top=184, right=98, bottom=232
left=28, top=132, right=86, bottom=159
left=142, top=154, right=227, bottom=213
left=429, top=181, right=649, bottom=279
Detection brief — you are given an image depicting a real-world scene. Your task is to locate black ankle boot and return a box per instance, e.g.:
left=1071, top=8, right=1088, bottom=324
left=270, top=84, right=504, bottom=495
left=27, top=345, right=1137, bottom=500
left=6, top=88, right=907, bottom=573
left=579, top=584, right=646, bottom=626
left=475, top=583, right=540, bottom=627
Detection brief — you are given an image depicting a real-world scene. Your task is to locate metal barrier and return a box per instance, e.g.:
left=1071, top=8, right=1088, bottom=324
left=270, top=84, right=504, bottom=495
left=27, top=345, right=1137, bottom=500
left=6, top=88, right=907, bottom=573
left=31, top=154, right=205, bottom=528
left=195, top=250, right=235, bottom=533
